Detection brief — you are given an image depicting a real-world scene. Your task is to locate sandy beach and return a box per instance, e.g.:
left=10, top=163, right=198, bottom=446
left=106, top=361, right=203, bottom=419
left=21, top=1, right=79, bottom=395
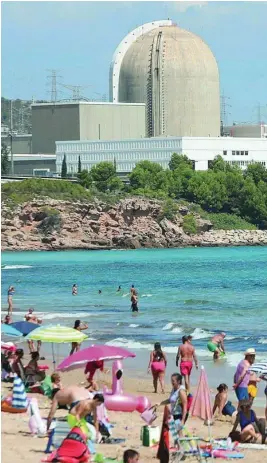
left=2, top=352, right=267, bottom=463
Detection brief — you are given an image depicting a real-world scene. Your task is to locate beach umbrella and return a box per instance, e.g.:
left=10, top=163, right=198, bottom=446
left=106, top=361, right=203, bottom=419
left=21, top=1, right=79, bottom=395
left=25, top=325, right=88, bottom=368
left=11, top=321, right=39, bottom=336
left=56, top=344, right=136, bottom=372
left=248, top=362, right=267, bottom=375
left=1, top=324, right=22, bottom=337
left=190, top=366, right=213, bottom=442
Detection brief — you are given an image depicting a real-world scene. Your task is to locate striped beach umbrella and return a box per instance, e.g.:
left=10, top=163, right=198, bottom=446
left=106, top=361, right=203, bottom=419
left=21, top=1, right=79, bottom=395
left=1, top=324, right=22, bottom=337
left=25, top=325, right=88, bottom=368
left=249, top=362, right=267, bottom=375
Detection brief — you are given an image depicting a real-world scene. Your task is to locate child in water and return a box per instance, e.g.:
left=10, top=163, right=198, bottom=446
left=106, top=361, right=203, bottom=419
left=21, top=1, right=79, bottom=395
left=213, top=383, right=237, bottom=421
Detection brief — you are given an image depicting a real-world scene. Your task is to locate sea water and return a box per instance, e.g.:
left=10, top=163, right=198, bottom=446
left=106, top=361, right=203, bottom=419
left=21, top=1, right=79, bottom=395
left=2, top=247, right=267, bottom=364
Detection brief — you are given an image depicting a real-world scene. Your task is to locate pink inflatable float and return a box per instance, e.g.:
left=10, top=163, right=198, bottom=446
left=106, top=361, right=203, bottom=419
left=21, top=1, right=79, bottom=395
left=103, top=360, right=150, bottom=413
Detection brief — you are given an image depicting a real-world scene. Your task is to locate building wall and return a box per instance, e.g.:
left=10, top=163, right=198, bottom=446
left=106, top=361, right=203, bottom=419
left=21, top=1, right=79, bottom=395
left=2, top=135, right=32, bottom=154
left=13, top=159, right=56, bottom=176
left=32, top=104, right=80, bottom=154
left=79, top=104, right=145, bottom=140
left=224, top=125, right=267, bottom=138
left=56, top=136, right=267, bottom=174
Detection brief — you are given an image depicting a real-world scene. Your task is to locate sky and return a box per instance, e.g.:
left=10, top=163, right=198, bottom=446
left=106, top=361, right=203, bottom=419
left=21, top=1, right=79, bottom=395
left=1, top=1, right=267, bottom=124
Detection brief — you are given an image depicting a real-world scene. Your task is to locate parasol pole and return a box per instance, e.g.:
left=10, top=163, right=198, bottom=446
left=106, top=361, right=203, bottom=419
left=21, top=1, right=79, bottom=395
left=51, top=343, right=56, bottom=371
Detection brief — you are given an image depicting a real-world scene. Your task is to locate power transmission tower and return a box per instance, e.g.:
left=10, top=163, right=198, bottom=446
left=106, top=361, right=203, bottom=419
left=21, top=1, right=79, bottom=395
left=60, top=84, right=92, bottom=101
left=220, top=92, right=231, bottom=127
left=46, top=69, right=62, bottom=103
left=254, top=103, right=267, bottom=124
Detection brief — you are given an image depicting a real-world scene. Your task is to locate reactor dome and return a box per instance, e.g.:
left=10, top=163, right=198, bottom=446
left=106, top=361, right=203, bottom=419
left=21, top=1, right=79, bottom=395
left=110, top=21, right=220, bottom=137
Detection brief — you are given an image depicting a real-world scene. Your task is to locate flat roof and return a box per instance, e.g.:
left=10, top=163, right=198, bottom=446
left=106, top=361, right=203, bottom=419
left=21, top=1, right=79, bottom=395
left=11, top=154, right=56, bottom=160
left=32, top=101, right=145, bottom=107
left=56, top=136, right=267, bottom=145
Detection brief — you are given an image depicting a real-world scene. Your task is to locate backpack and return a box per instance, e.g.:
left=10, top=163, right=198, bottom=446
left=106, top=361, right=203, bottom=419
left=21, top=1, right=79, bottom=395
left=42, top=427, right=90, bottom=463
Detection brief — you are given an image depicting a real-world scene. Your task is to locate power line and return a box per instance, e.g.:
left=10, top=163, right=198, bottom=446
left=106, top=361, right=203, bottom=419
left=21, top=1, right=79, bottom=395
left=59, top=84, right=92, bottom=101
left=220, top=91, right=231, bottom=127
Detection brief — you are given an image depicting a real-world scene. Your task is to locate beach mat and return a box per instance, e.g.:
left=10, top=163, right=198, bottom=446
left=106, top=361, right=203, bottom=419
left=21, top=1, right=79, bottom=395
left=238, top=443, right=267, bottom=450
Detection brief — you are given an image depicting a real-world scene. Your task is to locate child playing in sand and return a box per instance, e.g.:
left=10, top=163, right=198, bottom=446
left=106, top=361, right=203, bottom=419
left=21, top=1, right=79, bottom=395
left=212, top=383, right=237, bottom=421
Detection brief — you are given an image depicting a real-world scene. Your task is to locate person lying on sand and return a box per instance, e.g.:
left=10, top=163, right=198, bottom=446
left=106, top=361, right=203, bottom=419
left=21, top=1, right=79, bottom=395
left=230, top=399, right=266, bottom=444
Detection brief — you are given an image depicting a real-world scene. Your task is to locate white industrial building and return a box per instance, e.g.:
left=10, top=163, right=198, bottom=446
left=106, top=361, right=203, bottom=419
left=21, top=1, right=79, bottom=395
left=223, top=124, right=267, bottom=138
left=56, top=136, right=267, bottom=174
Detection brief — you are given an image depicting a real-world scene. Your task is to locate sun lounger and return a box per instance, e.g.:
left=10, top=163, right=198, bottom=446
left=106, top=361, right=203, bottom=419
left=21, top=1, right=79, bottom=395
left=168, top=417, right=207, bottom=462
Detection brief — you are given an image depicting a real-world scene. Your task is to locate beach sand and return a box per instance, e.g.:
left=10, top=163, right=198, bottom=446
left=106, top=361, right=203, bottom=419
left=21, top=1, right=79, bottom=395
left=2, top=355, right=267, bottom=463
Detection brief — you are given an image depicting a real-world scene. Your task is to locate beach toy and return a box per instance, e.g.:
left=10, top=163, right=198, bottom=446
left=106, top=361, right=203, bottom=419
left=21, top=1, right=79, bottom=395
left=39, top=365, right=49, bottom=371
left=1, top=400, right=28, bottom=413
left=1, top=341, right=17, bottom=352
left=2, top=375, right=28, bottom=413
left=212, top=449, right=244, bottom=459
left=103, top=360, right=151, bottom=413
left=28, top=397, right=46, bottom=435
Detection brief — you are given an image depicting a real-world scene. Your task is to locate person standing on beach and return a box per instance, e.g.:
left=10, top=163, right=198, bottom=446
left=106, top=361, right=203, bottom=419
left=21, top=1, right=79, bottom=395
left=7, top=286, right=15, bottom=316
left=207, top=332, right=226, bottom=360
left=25, top=308, right=43, bottom=355
left=176, top=335, right=198, bottom=392
left=70, top=320, right=88, bottom=355
left=233, top=348, right=256, bottom=402
left=147, top=342, right=167, bottom=394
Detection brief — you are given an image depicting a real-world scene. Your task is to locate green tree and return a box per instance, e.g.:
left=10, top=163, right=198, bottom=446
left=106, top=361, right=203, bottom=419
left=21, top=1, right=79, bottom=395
left=129, top=161, right=164, bottom=191
left=78, top=155, right=82, bottom=174
left=1, top=143, right=9, bottom=175
left=244, top=162, right=267, bottom=185
left=61, top=154, right=67, bottom=178
left=78, top=169, right=92, bottom=189
left=169, top=153, right=193, bottom=171
left=187, top=171, right=228, bottom=212
left=89, top=161, right=122, bottom=192
left=239, top=178, right=267, bottom=228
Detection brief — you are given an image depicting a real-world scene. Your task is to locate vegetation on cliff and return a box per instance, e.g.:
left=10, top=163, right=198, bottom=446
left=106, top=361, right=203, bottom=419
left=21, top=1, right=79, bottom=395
left=2, top=154, right=267, bottom=230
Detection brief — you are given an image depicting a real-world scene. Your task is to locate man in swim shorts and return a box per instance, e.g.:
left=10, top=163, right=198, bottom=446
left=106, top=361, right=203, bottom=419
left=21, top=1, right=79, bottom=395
left=176, top=335, right=198, bottom=392
left=131, top=292, right=138, bottom=312
left=46, top=385, right=96, bottom=431
left=207, top=332, right=226, bottom=360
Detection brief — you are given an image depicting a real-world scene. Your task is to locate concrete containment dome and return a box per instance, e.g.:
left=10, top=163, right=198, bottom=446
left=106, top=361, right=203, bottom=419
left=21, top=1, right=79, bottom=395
left=114, top=22, right=220, bottom=137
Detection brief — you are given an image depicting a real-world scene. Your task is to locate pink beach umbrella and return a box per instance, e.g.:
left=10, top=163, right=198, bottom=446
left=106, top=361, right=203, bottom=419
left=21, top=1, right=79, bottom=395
left=190, top=366, right=213, bottom=439
left=56, top=344, right=136, bottom=372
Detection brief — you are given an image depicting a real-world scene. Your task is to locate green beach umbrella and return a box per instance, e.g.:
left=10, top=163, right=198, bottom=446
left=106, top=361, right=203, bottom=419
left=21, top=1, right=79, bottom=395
left=25, top=325, right=88, bottom=369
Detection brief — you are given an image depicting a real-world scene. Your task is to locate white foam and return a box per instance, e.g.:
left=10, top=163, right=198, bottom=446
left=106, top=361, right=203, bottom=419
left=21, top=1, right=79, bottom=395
left=3, top=311, right=93, bottom=320
left=2, top=265, right=33, bottom=269
left=190, top=328, right=214, bottom=340
left=105, top=338, right=154, bottom=350
left=141, top=294, right=153, bottom=298
left=258, top=338, right=267, bottom=345
left=171, top=327, right=183, bottom=334
left=162, top=323, right=175, bottom=331
left=129, top=324, right=139, bottom=328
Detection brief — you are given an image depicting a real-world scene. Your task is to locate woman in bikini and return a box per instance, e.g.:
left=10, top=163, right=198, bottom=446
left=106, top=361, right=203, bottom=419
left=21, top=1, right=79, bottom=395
left=147, top=342, right=167, bottom=394
left=70, top=320, right=88, bottom=355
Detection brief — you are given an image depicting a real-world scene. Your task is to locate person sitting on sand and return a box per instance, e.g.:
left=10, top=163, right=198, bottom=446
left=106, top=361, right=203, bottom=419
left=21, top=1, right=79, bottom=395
left=207, top=332, right=226, bottom=360
left=212, top=384, right=237, bottom=421
left=176, top=335, right=198, bottom=392
left=51, top=373, right=63, bottom=395
left=12, top=349, right=25, bottom=380
left=230, top=399, right=266, bottom=444
left=25, top=351, right=46, bottom=385
left=123, top=450, right=140, bottom=463
left=70, top=320, right=88, bottom=355
left=148, top=342, right=167, bottom=394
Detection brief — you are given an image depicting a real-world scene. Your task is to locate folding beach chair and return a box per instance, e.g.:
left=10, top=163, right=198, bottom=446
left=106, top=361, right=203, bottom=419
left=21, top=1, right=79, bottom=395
left=168, top=417, right=208, bottom=463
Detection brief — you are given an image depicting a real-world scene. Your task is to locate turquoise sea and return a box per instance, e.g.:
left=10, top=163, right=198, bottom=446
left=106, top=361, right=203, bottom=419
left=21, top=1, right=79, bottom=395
left=1, top=247, right=267, bottom=367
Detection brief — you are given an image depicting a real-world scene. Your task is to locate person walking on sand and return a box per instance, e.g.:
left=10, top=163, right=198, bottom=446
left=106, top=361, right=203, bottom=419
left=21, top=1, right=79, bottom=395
left=207, top=332, right=226, bottom=360
left=70, top=320, right=88, bottom=355
left=233, top=348, right=256, bottom=402
left=7, top=286, right=15, bottom=316
left=148, top=342, right=167, bottom=394
left=176, top=335, right=198, bottom=392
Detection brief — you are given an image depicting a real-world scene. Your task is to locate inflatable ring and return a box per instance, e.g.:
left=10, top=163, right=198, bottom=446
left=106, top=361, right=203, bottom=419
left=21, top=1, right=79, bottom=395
left=1, top=400, right=27, bottom=413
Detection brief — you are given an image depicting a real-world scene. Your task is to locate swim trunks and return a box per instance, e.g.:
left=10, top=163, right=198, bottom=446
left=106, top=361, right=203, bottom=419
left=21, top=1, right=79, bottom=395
left=222, top=401, right=236, bottom=417
left=235, top=386, right=249, bottom=401
left=180, top=361, right=193, bottom=376
left=207, top=341, right=218, bottom=353
left=248, top=384, right=257, bottom=399
left=131, top=303, right=138, bottom=312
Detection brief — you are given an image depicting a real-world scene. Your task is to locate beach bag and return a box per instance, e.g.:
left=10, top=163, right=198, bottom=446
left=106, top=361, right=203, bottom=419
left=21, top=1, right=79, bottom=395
left=42, top=427, right=90, bottom=463
left=141, top=407, right=157, bottom=425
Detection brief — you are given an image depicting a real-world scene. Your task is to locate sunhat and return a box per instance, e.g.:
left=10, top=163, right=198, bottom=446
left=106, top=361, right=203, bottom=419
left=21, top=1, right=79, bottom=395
left=244, top=348, right=256, bottom=356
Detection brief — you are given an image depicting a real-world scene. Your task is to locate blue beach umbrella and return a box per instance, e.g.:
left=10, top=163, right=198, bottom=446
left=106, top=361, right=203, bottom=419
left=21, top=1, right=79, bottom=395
left=1, top=324, right=23, bottom=337
left=11, top=321, right=39, bottom=336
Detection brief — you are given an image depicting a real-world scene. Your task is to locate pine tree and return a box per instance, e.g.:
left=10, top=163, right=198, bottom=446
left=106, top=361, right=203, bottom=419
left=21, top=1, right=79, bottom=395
left=113, top=156, right=117, bottom=172
left=1, top=143, right=9, bottom=175
left=78, top=155, right=82, bottom=173
left=61, top=154, right=67, bottom=178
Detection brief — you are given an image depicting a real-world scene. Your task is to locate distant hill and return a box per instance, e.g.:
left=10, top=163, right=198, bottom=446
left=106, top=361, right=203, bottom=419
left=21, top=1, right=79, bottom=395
left=1, top=97, right=48, bottom=134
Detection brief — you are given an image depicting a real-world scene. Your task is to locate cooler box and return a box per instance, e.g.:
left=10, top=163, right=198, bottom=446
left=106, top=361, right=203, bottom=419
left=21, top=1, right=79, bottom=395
left=140, top=425, right=160, bottom=447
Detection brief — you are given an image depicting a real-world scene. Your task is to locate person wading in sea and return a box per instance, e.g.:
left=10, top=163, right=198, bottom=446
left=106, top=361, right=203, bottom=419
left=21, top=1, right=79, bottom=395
left=176, top=335, right=198, bottom=392
left=207, top=332, right=226, bottom=360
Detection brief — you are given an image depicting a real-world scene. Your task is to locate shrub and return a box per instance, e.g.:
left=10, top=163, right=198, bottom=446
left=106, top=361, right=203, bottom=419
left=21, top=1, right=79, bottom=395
left=183, top=214, right=197, bottom=235
left=204, top=213, right=257, bottom=230
left=158, top=198, right=179, bottom=221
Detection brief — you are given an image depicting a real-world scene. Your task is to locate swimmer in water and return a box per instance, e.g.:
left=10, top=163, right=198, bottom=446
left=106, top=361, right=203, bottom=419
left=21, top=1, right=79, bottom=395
left=117, top=286, right=122, bottom=292
left=98, top=290, right=102, bottom=294
left=131, top=292, right=139, bottom=313
left=207, top=332, right=226, bottom=360
left=72, top=284, right=78, bottom=295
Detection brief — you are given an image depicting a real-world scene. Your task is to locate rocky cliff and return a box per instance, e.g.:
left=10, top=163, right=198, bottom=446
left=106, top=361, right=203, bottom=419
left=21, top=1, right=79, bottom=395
left=2, top=198, right=267, bottom=251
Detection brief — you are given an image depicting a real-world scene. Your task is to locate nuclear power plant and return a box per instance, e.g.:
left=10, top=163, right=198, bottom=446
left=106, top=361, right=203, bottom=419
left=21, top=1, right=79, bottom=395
left=110, top=20, right=220, bottom=137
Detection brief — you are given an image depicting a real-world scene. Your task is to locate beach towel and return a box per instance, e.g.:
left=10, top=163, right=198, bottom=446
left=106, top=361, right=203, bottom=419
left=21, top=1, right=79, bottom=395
left=12, top=375, right=28, bottom=409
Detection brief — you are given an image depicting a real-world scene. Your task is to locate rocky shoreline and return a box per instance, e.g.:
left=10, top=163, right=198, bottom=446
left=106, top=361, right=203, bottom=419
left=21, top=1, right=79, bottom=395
left=2, top=197, right=267, bottom=251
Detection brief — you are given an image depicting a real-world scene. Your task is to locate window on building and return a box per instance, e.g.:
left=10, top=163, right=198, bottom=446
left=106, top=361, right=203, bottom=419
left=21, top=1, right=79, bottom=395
left=241, top=151, right=244, bottom=155
left=245, top=151, right=248, bottom=155
left=232, top=151, right=235, bottom=155
left=223, top=150, right=227, bottom=156
left=236, top=151, right=240, bottom=155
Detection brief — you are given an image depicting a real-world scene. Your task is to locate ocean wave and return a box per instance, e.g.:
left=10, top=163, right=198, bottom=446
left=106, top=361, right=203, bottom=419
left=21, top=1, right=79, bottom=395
left=5, top=311, right=94, bottom=320
left=171, top=327, right=183, bottom=334
left=129, top=324, right=139, bottom=328
left=2, top=265, right=33, bottom=269
left=190, top=328, right=214, bottom=340
left=162, top=322, right=175, bottom=331
left=141, top=294, right=153, bottom=298
left=258, top=338, right=267, bottom=344
left=105, top=337, right=154, bottom=350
